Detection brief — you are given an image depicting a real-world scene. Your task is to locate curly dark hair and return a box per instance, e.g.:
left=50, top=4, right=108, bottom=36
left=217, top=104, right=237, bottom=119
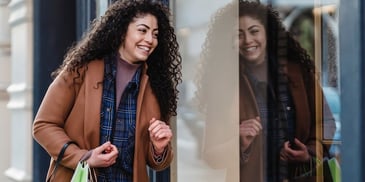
left=196, top=1, right=315, bottom=112
left=238, top=0, right=316, bottom=104
left=238, top=0, right=314, bottom=73
left=194, top=1, right=239, bottom=113
left=52, top=0, right=182, bottom=120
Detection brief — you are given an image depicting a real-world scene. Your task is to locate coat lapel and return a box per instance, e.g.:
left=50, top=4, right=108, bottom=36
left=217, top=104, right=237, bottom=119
left=239, top=73, right=260, bottom=121
left=136, top=64, right=148, bottom=126
left=84, top=60, right=104, bottom=149
left=287, top=62, right=311, bottom=141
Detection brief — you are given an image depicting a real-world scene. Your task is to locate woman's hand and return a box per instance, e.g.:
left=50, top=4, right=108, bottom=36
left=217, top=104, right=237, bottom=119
left=280, top=138, right=310, bottom=162
left=148, top=118, right=172, bottom=154
left=240, top=117, right=262, bottom=151
left=86, top=141, right=118, bottom=168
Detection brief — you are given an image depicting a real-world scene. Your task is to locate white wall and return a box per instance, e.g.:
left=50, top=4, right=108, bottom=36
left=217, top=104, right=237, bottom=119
left=0, top=0, right=11, bottom=181
left=4, top=0, right=33, bottom=181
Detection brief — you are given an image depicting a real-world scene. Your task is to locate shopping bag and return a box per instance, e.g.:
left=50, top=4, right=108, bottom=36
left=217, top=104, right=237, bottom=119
left=323, top=157, right=341, bottom=182
left=293, top=157, right=341, bottom=182
left=71, top=161, right=89, bottom=182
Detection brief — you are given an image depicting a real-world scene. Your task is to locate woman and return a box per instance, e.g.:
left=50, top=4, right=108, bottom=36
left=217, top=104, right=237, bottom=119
left=198, top=1, right=335, bottom=181
left=238, top=1, right=336, bottom=181
left=32, top=1, right=182, bottom=182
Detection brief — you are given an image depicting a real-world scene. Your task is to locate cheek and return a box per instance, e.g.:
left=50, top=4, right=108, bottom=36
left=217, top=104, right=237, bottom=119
left=154, top=40, right=158, bottom=48
left=259, top=34, right=267, bottom=47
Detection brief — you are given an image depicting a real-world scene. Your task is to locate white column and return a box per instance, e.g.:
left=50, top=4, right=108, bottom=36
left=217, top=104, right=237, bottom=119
left=4, top=0, right=33, bottom=181
left=0, top=0, right=12, bottom=181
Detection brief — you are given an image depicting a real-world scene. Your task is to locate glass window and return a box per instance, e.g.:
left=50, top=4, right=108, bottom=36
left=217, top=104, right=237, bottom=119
left=175, top=0, right=341, bottom=181
left=96, top=0, right=117, bottom=16
left=175, top=0, right=240, bottom=181
left=96, top=0, right=109, bottom=17
left=266, top=0, right=340, bottom=156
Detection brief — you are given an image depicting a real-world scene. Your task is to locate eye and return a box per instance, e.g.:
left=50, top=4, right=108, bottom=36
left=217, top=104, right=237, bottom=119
left=153, top=32, right=159, bottom=39
left=250, top=29, right=259, bottom=35
left=138, top=28, right=147, bottom=33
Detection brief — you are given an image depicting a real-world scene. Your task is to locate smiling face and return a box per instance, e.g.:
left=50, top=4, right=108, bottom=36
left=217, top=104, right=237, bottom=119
left=119, top=13, right=159, bottom=64
left=239, top=15, right=267, bottom=66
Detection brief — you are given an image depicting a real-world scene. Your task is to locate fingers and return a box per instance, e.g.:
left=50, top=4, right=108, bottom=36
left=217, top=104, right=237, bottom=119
left=280, top=147, right=289, bottom=161
left=240, top=118, right=262, bottom=130
left=240, top=127, right=259, bottom=137
left=240, top=118, right=262, bottom=137
left=154, top=125, right=172, bottom=139
left=281, top=139, right=310, bottom=162
left=148, top=118, right=173, bottom=153
left=94, top=141, right=112, bottom=154
left=88, top=141, right=119, bottom=168
left=148, top=118, right=172, bottom=140
left=293, top=138, right=306, bottom=150
left=239, top=117, right=262, bottom=151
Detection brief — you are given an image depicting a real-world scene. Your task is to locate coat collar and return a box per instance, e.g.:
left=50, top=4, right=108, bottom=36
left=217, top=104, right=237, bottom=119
left=82, top=60, right=149, bottom=149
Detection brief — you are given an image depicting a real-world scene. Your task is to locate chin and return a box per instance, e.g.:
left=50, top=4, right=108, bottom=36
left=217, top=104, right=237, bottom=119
left=243, top=56, right=258, bottom=63
left=133, top=61, right=145, bottom=64
left=137, top=55, right=149, bottom=61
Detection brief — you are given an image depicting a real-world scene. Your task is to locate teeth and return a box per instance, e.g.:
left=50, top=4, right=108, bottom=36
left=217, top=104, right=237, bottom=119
left=245, top=46, right=257, bottom=52
left=139, top=46, right=150, bottom=51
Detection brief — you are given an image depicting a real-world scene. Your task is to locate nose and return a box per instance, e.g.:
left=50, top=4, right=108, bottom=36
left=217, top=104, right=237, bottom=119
left=144, top=33, right=153, bottom=44
left=243, top=33, right=253, bottom=44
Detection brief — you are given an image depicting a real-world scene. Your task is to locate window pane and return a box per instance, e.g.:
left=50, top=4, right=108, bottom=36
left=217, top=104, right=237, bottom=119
left=267, top=0, right=340, bottom=153
left=176, top=0, right=341, bottom=181
left=175, top=0, right=239, bottom=181
left=266, top=1, right=341, bottom=181
left=96, top=0, right=109, bottom=17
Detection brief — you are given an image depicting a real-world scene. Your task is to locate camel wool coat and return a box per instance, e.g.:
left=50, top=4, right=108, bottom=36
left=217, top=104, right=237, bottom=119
left=33, top=60, right=173, bottom=182
left=239, top=61, right=335, bottom=182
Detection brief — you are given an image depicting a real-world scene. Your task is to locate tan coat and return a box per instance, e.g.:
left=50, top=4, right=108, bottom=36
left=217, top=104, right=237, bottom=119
left=239, top=61, right=334, bottom=182
left=33, top=60, right=173, bottom=182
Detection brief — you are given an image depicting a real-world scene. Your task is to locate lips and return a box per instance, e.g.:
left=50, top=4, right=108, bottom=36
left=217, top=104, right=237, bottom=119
left=244, top=46, right=258, bottom=53
left=138, top=45, right=151, bottom=52
left=137, top=45, right=152, bottom=56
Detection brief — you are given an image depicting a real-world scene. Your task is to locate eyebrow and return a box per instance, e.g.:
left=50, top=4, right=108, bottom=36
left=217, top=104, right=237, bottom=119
left=239, top=25, right=260, bottom=32
left=137, top=24, right=158, bottom=31
left=248, top=25, right=261, bottom=30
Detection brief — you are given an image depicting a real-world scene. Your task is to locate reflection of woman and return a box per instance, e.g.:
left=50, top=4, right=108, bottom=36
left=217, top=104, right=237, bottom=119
left=32, top=1, right=181, bottom=182
left=238, top=1, right=335, bottom=182
left=196, top=1, right=241, bottom=182
left=197, top=1, right=336, bottom=182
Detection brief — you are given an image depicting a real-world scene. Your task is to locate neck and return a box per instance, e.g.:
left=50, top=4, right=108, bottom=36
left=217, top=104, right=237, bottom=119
left=117, top=51, right=142, bottom=67
left=246, top=59, right=268, bottom=82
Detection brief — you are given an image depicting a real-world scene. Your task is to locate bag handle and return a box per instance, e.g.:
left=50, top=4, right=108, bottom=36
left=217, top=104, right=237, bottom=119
left=47, top=141, right=77, bottom=182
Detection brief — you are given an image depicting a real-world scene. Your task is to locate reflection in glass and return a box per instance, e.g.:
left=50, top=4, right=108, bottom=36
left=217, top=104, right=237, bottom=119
left=275, top=2, right=341, bottom=157
left=176, top=0, right=239, bottom=181
left=175, top=0, right=341, bottom=181
left=236, top=1, right=339, bottom=181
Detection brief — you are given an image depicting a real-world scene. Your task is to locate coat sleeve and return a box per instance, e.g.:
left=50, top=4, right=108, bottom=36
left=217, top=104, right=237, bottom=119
left=304, top=67, right=336, bottom=158
left=136, top=76, right=174, bottom=172
left=147, top=142, right=173, bottom=171
left=32, top=70, right=88, bottom=170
